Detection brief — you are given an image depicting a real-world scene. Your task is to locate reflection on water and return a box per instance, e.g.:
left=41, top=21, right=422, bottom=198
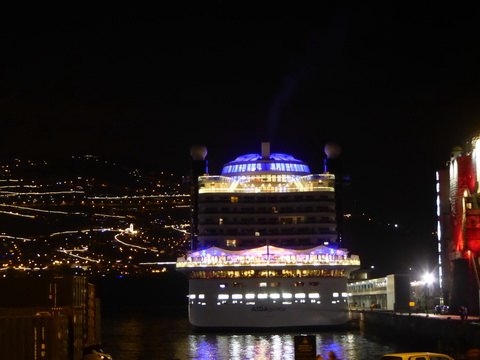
left=184, top=332, right=394, bottom=360
left=187, top=334, right=299, bottom=360
left=101, top=307, right=396, bottom=360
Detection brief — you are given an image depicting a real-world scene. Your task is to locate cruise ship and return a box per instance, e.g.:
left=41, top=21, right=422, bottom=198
left=176, top=142, right=360, bottom=329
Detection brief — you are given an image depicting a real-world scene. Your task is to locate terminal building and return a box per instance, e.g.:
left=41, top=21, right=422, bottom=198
left=347, top=274, right=411, bottom=312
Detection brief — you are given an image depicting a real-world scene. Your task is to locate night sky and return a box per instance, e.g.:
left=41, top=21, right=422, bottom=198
left=2, top=3, right=480, bottom=275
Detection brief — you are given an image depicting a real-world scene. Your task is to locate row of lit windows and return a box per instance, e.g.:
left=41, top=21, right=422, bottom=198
left=347, top=280, right=387, bottom=292
left=200, top=206, right=333, bottom=214
left=200, top=229, right=334, bottom=236
left=221, top=238, right=330, bottom=248
left=221, top=163, right=310, bottom=174
left=188, top=292, right=348, bottom=302
left=224, top=293, right=319, bottom=300
left=187, top=269, right=346, bottom=279
left=218, top=281, right=320, bottom=288
left=202, top=194, right=333, bottom=202
left=185, top=255, right=348, bottom=266
left=232, top=175, right=298, bottom=183
left=213, top=215, right=308, bottom=225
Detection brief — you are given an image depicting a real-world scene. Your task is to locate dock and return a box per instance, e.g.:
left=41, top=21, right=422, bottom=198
left=350, top=309, right=480, bottom=355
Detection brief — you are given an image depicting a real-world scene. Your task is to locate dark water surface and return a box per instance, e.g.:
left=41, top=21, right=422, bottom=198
left=94, top=275, right=452, bottom=360
left=100, top=306, right=401, bottom=360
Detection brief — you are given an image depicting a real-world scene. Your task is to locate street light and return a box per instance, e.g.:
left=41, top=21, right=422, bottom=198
left=423, top=272, right=434, bottom=285
left=423, top=272, right=435, bottom=314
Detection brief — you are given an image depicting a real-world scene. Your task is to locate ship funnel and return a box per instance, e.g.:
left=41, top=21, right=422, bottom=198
left=450, top=146, right=463, bottom=160
left=261, top=142, right=270, bottom=159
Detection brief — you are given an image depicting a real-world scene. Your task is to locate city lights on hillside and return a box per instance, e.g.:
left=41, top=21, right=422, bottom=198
left=0, top=159, right=190, bottom=276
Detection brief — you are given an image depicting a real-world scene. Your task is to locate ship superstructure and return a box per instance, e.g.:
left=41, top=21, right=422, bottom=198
left=176, top=142, right=360, bottom=328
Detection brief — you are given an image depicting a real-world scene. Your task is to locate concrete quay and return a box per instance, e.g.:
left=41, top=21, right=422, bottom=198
left=350, top=309, right=480, bottom=355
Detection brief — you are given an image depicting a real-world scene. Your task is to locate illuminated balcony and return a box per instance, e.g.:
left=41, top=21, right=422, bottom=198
left=198, top=174, right=335, bottom=194
left=176, top=245, right=360, bottom=268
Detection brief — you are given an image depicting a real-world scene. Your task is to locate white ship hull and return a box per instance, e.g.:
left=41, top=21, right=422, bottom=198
left=187, top=276, right=350, bottom=329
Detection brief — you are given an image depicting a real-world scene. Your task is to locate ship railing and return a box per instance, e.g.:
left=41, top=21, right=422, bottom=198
left=176, top=258, right=361, bottom=267
left=199, top=186, right=335, bottom=194
left=346, top=288, right=387, bottom=294
left=299, top=174, right=336, bottom=181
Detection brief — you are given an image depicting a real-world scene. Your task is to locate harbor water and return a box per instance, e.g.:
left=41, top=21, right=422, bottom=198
left=102, top=308, right=402, bottom=360
left=94, top=275, right=451, bottom=360
left=101, top=306, right=399, bottom=360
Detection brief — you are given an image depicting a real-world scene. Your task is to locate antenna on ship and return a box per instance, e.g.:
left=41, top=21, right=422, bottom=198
left=261, top=142, right=271, bottom=159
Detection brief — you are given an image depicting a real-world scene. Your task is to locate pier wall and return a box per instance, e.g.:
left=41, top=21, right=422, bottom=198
left=350, top=310, right=480, bottom=355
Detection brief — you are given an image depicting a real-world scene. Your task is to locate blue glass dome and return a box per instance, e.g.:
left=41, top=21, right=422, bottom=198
left=221, top=152, right=311, bottom=176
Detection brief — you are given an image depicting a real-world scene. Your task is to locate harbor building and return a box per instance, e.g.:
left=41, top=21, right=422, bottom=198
left=437, top=134, right=480, bottom=315
left=0, top=274, right=101, bottom=360
left=347, top=274, right=411, bottom=312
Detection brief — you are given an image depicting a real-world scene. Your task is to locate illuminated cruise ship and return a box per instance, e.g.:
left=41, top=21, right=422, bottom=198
left=176, top=143, right=360, bottom=329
